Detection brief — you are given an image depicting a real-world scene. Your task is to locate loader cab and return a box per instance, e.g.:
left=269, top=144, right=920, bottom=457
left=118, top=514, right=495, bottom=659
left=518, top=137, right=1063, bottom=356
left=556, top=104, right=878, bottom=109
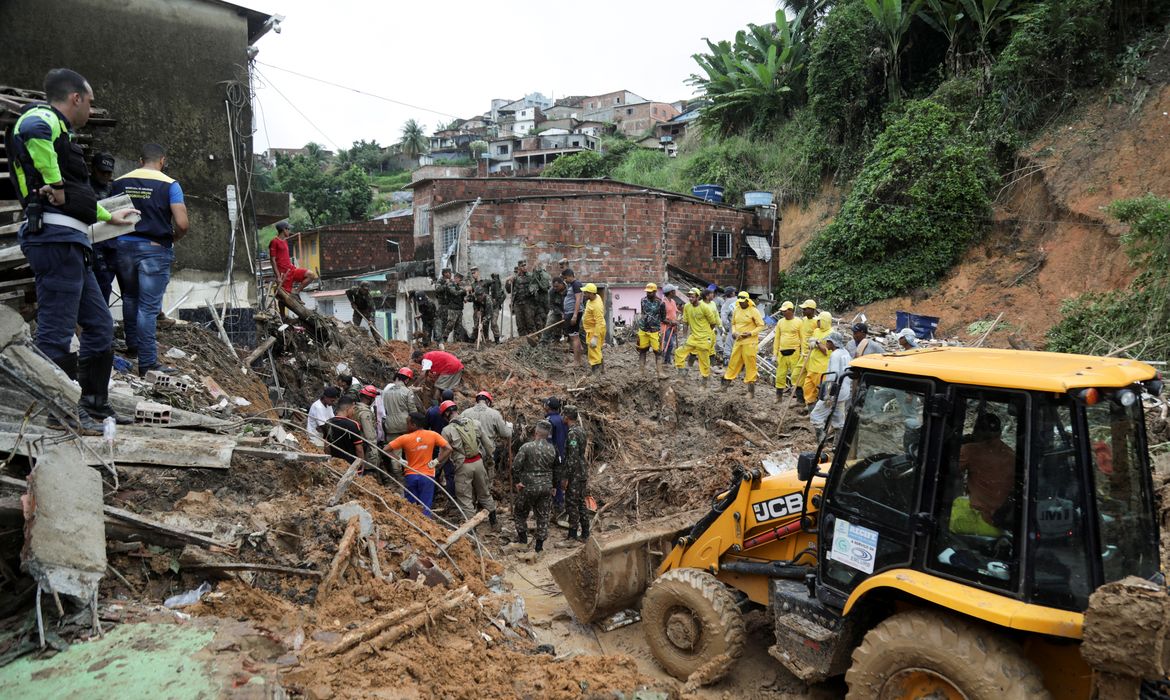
left=812, top=350, right=1161, bottom=617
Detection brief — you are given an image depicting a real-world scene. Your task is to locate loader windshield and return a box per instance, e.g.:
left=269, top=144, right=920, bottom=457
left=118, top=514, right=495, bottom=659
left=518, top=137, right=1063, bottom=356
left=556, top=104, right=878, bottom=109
left=1084, top=398, right=1158, bottom=585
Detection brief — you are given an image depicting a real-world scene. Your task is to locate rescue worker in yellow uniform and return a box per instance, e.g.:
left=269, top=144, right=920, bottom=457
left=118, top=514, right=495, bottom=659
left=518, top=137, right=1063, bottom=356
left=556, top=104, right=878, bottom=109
left=721, top=291, right=765, bottom=396
left=801, top=311, right=834, bottom=412
left=772, top=301, right=803, bottom=400
left=674, top=287, right=721, bottom=384
left=791, top=299, right=819, bottom=398
left=581, top=283, right=607, bottom=374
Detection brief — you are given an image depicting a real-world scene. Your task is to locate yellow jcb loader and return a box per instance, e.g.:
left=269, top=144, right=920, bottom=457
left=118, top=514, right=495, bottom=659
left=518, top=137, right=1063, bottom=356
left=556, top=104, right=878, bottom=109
left=551, top=347, right=1170, bottom=698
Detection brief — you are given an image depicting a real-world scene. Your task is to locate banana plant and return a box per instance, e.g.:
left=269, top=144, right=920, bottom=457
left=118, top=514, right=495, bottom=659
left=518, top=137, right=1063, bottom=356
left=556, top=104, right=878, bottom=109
left=919, top=0, right=965, bottom=75
left=958, top=0, right=1023, bottom=76
left=864, top=0, right=926, bottom=103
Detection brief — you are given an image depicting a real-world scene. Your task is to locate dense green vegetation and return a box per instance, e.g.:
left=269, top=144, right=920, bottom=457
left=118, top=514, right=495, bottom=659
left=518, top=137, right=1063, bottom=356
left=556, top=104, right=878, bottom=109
left=547, top=0, right=1170, bottom=315
left=1047, top=195, right=1170, bottom=359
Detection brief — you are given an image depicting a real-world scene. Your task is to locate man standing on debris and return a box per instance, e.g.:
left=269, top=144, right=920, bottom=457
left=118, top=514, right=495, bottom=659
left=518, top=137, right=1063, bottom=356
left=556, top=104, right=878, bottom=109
left=511, top=420, right=559, bottom=553
left=269, top=221, right=318, bottom=297
left=110, top=143, right=189, bottom=377
left=543, top=277, right=567, bottom=343
left=354, top=385, right=380, bottom=468
left=412, top=348, right=463, bottom=403
left=660, top=284, right=681, bottom=363
left=307, top=386, right=339, bottom=436
left=718, top=286, right=737, bottom=368
left=470, top=279, right=495, bottom=344
left=561, top=406, right=590, bottom=542
left=846, top=322, right=884, bottom=358
left=673, top=288, right=721, bottom=383
left=772, top=301, right=803, bottom=400
left=9, top=69, right=141, bottom=430
left=462, top=391, right=512, bottom=481
left=531, top=261, right=552, bottom=334
left=809, top=332, right=853, bottom=443
left=411, top=291, right=436, bottom=344
left=507, top=262, right=532, bottom=336
left=545, top=397, right=568, bottom=506
left=379, top=367, right=422, bottom=479
left=440, top=401, right=499, bottom=527
left=388, top=411, right=452, bottom=517
left=801, top=311, right=835, bottom=413
left=562, top=269, right=585, bottom=367
left=635, top=283, right=667, bottom=377
left=88, top=152, right=119, bottom=303
left=441, top=272, right=468, bottom=343
left=792, top=299, right=819, bottom=395
left=582, top=283, right=607, bottom=374
left=722, top=291, right=765, bottom=396
left=347, top=281, right=375, bottom=329
left=489, top=273, right=506, bottom=341
left=324, top=396, right=366, bottom=467
left=433, top=268, right=453, bottom=341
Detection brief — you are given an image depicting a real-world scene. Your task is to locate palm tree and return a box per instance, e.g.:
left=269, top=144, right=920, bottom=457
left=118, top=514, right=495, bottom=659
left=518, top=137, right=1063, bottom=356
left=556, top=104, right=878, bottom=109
left=399, top=120, right=429, bottom=160
left=864, top=0, right=926, bottom=103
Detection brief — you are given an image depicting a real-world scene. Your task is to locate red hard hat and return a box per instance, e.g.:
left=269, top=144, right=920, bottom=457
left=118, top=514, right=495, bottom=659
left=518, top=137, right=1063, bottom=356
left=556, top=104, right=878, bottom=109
left=359, top=384, right=378, bottom=398
left=476, top=391, right=494, bottom=404
left=397, top=367, right=414, bottom=380
left=439, top=400, right=457, bottom=415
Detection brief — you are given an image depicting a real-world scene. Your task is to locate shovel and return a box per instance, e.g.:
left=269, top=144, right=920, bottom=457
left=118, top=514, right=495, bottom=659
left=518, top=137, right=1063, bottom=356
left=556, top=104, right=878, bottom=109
left=524, top=319, right=564, bottom=347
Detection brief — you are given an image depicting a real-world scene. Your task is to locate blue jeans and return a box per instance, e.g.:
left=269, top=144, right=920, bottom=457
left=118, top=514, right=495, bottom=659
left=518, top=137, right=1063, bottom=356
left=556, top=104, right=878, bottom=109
left=404, top=474, right=436, bottom=517
left=115, top=240, right=173, bottom=371
left=22, top=241, right=113, bottom=363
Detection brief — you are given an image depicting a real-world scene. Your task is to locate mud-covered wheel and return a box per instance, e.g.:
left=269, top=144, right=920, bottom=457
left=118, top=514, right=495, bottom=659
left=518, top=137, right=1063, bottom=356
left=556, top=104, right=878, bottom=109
left=845, top=610, right=1051, bottom=700
left=640, top=568, right=745, bottom=681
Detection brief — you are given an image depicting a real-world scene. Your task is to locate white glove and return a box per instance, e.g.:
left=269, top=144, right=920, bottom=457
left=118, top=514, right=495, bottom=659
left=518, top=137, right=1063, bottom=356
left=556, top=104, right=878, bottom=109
left=427, top=459, right=439, bottom=470
left=589, top=337, right=599, bottom=349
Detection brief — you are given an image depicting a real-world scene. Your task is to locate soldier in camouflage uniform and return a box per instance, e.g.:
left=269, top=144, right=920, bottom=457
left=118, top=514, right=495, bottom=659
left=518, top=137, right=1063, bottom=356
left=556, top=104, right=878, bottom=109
left=470, top=272, right=495, bottom=344
left=560, top=405, right=590, bottom=541
left=510, top=262, right=534, bottom=336
left=442, top=272, right=468, bottom=343
left=511, top=420, right=558, bottom=552
left=489, top=273, right=505, bottom=341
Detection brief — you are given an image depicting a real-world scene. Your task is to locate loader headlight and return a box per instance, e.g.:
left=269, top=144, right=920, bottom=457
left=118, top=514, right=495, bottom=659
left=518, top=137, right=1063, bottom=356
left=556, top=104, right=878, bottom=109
left=1118, top=389, right=1137, bottom=407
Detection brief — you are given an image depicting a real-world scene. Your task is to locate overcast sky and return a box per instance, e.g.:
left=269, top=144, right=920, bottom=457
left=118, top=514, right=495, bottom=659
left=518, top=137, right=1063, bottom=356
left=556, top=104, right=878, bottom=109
left=246, top=0, right=781, bottom=152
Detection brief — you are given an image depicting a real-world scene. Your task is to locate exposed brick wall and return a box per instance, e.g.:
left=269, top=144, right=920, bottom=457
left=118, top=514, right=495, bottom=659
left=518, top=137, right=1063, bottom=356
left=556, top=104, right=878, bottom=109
left=315, top=216, right=414, bottom=278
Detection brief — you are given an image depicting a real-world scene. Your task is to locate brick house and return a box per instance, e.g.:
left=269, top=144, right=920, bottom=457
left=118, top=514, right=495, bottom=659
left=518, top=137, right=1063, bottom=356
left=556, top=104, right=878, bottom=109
left=292, top=212, right=414, bottom=280
left=612, top=102, right=680, bottom=138
left=406, top=177, right=776, bottom=328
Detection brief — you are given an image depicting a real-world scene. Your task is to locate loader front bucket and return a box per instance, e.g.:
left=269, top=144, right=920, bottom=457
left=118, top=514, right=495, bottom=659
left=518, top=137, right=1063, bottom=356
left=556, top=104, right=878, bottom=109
left=548, top=510, right=703, bottom=623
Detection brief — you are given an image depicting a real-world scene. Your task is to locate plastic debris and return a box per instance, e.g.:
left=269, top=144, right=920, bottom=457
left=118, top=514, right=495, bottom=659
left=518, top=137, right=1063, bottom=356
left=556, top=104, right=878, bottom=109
left=164, top=581, right=212, bottom=608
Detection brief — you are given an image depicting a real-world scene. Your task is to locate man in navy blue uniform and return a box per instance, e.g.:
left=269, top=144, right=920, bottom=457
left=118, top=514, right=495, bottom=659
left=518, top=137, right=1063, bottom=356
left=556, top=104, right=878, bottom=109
left=8, top=69, right=137, bottom=429
left=109, top=143, right=188, bottom=376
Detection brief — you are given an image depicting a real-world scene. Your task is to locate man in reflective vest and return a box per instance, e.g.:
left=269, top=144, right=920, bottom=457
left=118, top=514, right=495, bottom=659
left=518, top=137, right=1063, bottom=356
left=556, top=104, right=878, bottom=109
left=8, top=69, right=137, bottom=430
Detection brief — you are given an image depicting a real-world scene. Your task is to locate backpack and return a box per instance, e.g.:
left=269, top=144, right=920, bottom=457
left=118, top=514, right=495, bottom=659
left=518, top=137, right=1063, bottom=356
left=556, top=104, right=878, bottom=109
left=451, top=417, right=480, bottom=457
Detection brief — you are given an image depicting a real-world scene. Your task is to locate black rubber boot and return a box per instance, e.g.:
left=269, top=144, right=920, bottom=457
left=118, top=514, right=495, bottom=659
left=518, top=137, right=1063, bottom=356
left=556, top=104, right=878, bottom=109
left=579, top=521, right=590, bottom=541
left=516, top=532, right=528, bottom=545
left=79, top=351, right=133, bottom=424
left=565, top=526, right=578, bottom=540
left=489, top=510, right=498, bottom=528
left=535, top=539, right=544, bottom=553
left=50, top=352, right=79, bottom=381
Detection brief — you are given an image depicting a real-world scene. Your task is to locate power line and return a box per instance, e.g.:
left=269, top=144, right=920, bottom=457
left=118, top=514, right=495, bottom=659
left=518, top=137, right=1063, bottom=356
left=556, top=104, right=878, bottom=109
left=253, top=67, right=343, bottom=151
left=255, top=60, right=460, bottom=120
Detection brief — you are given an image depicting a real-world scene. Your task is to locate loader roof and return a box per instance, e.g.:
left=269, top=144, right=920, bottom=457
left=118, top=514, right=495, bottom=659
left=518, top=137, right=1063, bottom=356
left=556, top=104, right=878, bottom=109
left=851, top=346, right=1157, bottom=393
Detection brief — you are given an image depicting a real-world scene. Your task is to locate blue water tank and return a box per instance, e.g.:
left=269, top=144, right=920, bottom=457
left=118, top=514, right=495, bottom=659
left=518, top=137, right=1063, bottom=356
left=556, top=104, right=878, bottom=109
left=692, top=184, right=724, bottom=203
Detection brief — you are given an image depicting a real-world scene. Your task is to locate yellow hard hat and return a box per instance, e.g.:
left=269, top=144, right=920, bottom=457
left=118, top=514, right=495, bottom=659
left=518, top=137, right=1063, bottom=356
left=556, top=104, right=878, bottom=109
left=737, top=291, right=750, bottom=300
left=780, top=301, right=794, bottom=311
left=818, top=311, right=833, bottom=326
left=644, top=283, right=658, bottom=292
left=799, top=299, right=817, bottom=309
left=582, top=283, right=598, bottom=294
left=688, top=287, right=701, bottom=296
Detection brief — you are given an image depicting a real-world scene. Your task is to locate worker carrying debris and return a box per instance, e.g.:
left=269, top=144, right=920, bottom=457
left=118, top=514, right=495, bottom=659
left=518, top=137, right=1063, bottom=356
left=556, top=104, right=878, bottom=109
left=346, top=281, right=374, bottom=328
left=636, top=283, right=667, bottom=378
left=387, top=411, right=452, bottom=517
left=510, top=420, right=559, bottom=553
left=673, top=287, right=720, bottom=383
left=581, top=283, right=606, bottom=374
left=7, top=68, right=139, bottom=431
left=439, top=401, right=498, bottom=528
left=721, top=291, right=765, bottom=396
left=411, top=291, right=436, bottom=343
left=772, top=301, right=803, bottom=400
left=560, top=405, right=590, bottom=542
left=412, top=349, right=463, bottom=404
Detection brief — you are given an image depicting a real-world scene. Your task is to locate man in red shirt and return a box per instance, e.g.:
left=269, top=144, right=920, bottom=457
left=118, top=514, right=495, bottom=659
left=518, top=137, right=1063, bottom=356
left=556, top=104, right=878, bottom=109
left=268, top=221, right=318, bottom=294
left=412, top=348, right=463, bottom=403
left=388, top=412, right=452, bottom=517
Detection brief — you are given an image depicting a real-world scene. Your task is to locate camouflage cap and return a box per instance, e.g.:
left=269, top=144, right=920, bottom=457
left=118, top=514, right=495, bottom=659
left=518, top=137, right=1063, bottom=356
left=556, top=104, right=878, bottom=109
left=535, top=419, right=553, bottom=432
left=562, top=405, right=578, bottom=419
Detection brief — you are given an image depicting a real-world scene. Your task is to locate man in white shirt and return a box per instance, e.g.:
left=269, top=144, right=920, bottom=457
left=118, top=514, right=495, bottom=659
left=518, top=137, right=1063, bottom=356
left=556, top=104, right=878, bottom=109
left=307, top=386, right=340, bottom=437
left=810, top=332, right=853, bottom=443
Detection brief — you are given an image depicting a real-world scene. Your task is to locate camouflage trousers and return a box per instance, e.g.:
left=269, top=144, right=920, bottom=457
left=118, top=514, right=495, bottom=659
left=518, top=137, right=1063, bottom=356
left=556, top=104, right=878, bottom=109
left=565, top=478, right=589, bottom=530
left=513, top=486, right=552, bottom=542
left=439, top=307, right=464, bottom=342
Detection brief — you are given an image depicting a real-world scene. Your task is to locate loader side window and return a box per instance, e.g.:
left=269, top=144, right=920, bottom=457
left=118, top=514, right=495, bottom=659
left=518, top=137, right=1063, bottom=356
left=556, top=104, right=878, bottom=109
left=928, top=390, right=1026, bottom=594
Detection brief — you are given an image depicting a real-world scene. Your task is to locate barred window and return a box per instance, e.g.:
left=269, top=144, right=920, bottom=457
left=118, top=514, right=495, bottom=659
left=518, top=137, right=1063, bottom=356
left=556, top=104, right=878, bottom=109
left=711, top=230, right=732, bottom=259
left=442, top=225, right=459, bottom=254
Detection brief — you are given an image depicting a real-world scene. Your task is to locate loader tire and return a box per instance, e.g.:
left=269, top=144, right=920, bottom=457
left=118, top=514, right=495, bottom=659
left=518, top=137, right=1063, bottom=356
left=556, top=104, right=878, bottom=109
left=641, top=568, right=745, bottom=681
left=845, top=609, right=1050, bottom=700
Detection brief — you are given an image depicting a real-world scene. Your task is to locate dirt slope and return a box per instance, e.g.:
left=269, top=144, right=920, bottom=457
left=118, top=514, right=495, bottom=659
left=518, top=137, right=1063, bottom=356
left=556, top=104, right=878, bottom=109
left=797, top=50, right=1170, bottom=348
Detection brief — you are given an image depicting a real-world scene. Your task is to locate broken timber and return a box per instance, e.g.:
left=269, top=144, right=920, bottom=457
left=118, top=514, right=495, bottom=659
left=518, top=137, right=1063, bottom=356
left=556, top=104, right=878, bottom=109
left=319, top=515, right=361, bottom=597
left=440, top=510, right=488, bottom=554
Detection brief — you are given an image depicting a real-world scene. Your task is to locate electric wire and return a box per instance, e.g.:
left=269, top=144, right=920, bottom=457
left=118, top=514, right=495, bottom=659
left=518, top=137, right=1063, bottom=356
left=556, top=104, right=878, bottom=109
left=255, top=60, right=460, bottom=120
left=253, top=67, right=344, bottom=151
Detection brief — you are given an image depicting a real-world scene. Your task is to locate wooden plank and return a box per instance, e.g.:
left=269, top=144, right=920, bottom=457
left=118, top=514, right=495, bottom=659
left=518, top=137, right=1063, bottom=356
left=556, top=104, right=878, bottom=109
left=0, top=429, right=235, bottom=469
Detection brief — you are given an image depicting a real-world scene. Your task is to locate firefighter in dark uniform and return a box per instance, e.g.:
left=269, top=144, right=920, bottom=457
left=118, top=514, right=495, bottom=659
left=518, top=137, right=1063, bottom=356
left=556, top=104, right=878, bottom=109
left=7, top=69, right=137, bottom=430
left=88, top=152, right=119, bottom=303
